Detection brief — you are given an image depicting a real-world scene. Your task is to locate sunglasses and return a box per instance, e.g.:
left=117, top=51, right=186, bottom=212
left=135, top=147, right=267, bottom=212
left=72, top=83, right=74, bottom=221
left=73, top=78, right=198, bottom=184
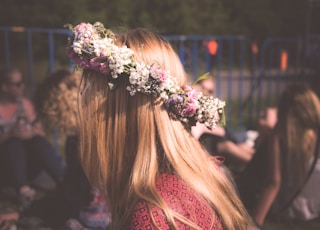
left=7, top=81, right=24, bottom=87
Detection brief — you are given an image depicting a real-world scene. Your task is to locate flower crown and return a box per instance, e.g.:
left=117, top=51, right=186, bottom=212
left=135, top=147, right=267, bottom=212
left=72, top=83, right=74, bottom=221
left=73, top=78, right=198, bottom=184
left=66, top=22, right=225, bottom=128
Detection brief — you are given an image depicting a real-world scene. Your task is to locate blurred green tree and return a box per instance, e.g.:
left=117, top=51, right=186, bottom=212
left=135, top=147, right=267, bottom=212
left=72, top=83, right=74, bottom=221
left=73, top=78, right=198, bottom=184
left=0, top=0, right=318, bottom=38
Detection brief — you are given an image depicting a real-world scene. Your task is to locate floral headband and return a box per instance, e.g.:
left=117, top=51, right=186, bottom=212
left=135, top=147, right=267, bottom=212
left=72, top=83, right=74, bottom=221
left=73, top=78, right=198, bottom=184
left=66, top=22, right=225, bottom=129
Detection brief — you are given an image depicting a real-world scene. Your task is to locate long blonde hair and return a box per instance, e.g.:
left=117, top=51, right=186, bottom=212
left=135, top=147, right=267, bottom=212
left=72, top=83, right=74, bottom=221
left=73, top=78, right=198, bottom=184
left=78, top=28, right=252, bottom=229
left=276, top=84, right=320, bottom=194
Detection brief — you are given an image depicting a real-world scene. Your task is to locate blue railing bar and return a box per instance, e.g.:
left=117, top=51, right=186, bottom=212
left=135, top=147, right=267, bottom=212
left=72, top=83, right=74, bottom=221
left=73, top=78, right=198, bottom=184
left=178, top=40, right=185, bottom=66
left=238, top=39, right=245, bottom=121
left=266, top=43, right=274, bottom=105
left=69, top=59, right=75, bottom=69
left=48, top=32, right=55, bottom=73
left=227, top=39, right=234, bottom=122
left=165, top=35, right=187, bottom=41
left=205, top=43, right=211, bottom=73
left=215, top=39, right=223, bottom=98
left=295, top=39, right=301, bottom=80
left=256, top=39, right=272, bottom=118
left=47, top=32, right=61, bottom=156
left=4, top=30, right=10, bottom=66
left=247, top=39, right=256, bottom=122
left=165, top=34, right=246, bottom=41
left=192, top=40, right=198, bottom=79
left=27, top=31, right=35, bottom=94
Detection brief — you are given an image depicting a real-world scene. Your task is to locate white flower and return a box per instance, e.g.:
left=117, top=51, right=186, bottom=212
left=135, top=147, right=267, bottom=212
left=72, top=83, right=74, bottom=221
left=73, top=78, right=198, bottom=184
left=66, top=22, right=226, bottom=129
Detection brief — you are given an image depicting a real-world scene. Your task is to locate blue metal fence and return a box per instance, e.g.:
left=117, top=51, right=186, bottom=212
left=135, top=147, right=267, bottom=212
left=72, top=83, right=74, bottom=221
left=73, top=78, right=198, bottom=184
left=1, top=27, right=72, bottom=93
left=1, top=26, right=320, bottom=130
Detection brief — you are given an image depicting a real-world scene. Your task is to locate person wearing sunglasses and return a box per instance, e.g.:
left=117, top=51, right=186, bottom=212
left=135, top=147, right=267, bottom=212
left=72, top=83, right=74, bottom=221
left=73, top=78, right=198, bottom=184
left=0, top=67, right=65, bottom=211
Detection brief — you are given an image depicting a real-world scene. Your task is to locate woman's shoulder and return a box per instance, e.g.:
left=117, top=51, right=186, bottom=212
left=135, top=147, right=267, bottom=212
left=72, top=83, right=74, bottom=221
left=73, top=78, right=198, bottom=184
left=127, top=174, right=222, bottom=229
left=128, top=199, right=170, bottom=229
left=155, top=174, right=218, bottom=217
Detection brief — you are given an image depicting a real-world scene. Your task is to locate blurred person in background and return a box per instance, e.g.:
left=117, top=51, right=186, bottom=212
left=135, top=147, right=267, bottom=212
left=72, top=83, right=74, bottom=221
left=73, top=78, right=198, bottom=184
left=238, top=84, right=320, bottom=229
left=192, top=75, right=256, bottom=169
left=24, top=68, right=111, bottom=230
left=0, top=67, right=64, bottom=210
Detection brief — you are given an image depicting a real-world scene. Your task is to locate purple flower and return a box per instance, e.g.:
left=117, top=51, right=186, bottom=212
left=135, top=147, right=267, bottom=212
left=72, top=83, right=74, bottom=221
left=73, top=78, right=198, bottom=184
left=66, top=22, right=226, bottom=129
left=165, top=95, right=183, bottom=119
left=165, top=95, right=184, bottom=109
left=79, top=59, right=90, bottom=68
left=89, top=57, right=111, bottom=75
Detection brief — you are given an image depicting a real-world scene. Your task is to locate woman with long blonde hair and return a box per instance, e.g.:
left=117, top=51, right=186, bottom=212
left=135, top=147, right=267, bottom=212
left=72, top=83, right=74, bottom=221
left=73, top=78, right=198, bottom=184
left=67, top=22, right=252, bottom=229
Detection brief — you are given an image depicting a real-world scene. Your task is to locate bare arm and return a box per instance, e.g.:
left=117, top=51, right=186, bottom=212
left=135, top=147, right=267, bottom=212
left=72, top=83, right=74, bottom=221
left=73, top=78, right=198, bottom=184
left=23, top=98, right=44, bottom=136
left=217, top=140, right=254, bottom=163
left=252, top=134, right=281, bottom=226
left=0, top=106, right=12, bottom=143
left=191, top=122, right=226, bottom=140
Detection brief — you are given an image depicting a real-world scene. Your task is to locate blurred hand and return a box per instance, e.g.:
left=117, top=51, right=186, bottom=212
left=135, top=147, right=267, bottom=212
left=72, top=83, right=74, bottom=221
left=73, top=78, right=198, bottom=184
left=259, top=107, right=277, bottom=129
left=206, top=125, right=226, bottom=137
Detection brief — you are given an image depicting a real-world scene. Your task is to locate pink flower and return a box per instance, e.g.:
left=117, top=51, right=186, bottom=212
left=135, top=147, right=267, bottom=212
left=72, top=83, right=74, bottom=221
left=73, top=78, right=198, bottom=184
left=66, top=22, right=226, bottom=129
left=181, top=105, right=197, bottom=117
left=79, top=59, right=90, bottom=68
left=99, top=63, right=110, bottom=75
left=151, top=66, right=168, bottom=82
left=185, top=86, right=200, bottom=100
left=89, top=57, right=110, bottom=75
left=74, top=23, right=94, bottom=34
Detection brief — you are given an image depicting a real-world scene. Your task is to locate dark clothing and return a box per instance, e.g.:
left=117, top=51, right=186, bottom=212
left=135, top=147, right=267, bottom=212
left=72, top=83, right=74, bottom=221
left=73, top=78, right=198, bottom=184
left=23, top=135, right=93, bottom=228
left=0, top=135, right=64, bottom=189
left=236, top=136, right=269, bottom=213
left=199, top=133, right=227, bottom=155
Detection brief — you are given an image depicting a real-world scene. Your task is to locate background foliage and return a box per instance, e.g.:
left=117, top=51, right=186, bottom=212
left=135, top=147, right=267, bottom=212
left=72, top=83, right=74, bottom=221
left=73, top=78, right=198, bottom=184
left=1, top=0, right=320, bottom=40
